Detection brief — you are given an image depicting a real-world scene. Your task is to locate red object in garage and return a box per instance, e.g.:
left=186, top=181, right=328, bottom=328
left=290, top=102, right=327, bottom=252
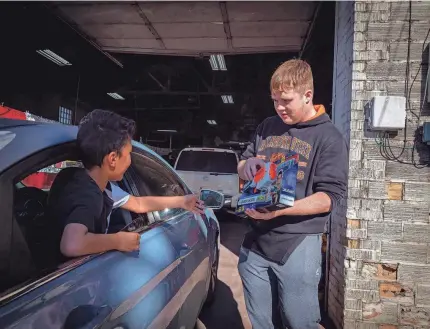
left=0, top=105, right=27, bottom=120
left=1, top=105, right=58, bottom=189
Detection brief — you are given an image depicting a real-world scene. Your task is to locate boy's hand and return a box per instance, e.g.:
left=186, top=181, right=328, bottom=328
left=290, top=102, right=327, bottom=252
left=182, top=194, right=205, bottom=214
left=115, top=232, right=141, bottom=252
left=244, top=158, right=265, bottom=181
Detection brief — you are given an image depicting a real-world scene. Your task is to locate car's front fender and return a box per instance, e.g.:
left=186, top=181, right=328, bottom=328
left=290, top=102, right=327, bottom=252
left=204, top=208, right=220, bottom=247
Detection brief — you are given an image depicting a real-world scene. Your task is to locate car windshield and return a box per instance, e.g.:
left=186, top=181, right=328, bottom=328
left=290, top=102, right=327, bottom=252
left=176, top=150, right=238, bottom=173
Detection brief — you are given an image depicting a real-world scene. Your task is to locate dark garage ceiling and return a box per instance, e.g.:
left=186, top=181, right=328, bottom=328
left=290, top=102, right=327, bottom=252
left=0, top=1, right=334, bottom=148
left=54, top=1, right=316, bottom=56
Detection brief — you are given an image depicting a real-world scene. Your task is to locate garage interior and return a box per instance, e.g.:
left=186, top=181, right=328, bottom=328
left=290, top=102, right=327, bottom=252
left=0, top=1, right=335, bottom=328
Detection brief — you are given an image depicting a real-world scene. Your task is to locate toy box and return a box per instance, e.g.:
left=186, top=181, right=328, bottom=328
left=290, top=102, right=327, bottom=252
left=235, top=155, right=299, bottom=216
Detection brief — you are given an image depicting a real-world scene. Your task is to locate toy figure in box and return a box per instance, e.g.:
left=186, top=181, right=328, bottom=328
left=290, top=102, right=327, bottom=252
left=235, top=154, right=299, bottom=216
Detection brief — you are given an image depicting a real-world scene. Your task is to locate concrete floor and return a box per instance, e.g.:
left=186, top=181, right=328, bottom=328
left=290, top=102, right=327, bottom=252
left=197, top=214, right=332, bottom=329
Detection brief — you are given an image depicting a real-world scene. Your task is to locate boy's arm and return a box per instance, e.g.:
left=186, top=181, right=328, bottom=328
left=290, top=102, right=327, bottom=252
left=109, top=182, right=204, bottom=214
left=121, top=194, right=204, bottom=214
left=61, top=224, right=139, bottom=257
left=60, top=203, right=140, bottom=257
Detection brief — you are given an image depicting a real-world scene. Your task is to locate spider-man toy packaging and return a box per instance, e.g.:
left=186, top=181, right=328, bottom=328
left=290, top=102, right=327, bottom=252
left=235, top=155, right=298, bottom=217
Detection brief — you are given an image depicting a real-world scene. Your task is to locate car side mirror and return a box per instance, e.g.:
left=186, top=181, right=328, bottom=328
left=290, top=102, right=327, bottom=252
left=200, top=189, right=225, bottom=210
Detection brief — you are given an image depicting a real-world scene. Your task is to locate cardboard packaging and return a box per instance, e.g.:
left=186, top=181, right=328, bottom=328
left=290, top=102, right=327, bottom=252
left=235, top=155, right=299, bottom=216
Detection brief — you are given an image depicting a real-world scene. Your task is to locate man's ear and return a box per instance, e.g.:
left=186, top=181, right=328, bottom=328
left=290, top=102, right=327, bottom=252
left=304, top=90, right=313, bottom=104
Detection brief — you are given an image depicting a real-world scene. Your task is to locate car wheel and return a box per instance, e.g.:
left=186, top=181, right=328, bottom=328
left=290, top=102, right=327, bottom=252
left=204, top=243, right=219, bottom=306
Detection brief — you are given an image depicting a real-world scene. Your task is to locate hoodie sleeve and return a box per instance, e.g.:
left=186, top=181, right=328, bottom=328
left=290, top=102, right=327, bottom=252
left=240, top=121, right=264, bottom=161
left=313, top=137, right=348, bottom=213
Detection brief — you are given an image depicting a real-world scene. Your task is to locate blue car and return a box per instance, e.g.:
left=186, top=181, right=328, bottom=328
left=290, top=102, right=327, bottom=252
left=0, top=118, right=222, bottom=329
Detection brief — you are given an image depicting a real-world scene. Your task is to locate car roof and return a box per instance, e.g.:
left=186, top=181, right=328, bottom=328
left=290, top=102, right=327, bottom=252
left=0, top=118, right=165, bottom=174
left=0, top=119, right=78, bottom=173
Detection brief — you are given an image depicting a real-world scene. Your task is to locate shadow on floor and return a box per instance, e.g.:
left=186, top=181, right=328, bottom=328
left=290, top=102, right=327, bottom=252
left=320, top=309, right=335, bottom=329
left=198, top=279, right=245, bottom=329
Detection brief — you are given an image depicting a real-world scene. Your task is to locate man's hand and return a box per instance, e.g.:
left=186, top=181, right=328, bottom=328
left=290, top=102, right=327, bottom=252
left=240, top=157, right=265, bottom=181
left=245, top=208, right=278, bottom=220
left=181, top=194, right=205, bottom=214
left=114, top=232, right=141, bottom=252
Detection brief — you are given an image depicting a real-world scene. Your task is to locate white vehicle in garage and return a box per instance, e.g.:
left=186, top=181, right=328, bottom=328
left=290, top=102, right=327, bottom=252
left=174, top=147, right=241, bottom=211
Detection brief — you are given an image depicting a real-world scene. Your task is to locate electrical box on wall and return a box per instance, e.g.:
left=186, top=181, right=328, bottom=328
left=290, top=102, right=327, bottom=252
left=423, top=122, right=430, bottom=145
left=369, top=96, right=406, bottom=131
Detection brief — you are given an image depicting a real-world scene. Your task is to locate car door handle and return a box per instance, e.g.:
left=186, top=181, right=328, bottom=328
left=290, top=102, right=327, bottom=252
left=64, top=305, right=112, bottom=329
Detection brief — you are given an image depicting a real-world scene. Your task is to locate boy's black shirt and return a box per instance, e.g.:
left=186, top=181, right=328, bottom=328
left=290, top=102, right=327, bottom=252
left=48, top=168, right=114, bottom=263
left=240, top=106, right=348, bottom=264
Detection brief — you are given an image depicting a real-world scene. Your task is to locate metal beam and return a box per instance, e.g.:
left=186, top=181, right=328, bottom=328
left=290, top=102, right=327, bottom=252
left=134, top=2, right=166, bottom=49
left=148, top=72, right=167, bottom=91
left=219, top=2, right=233, bottom=49
left=115, top=106, right=201, bottom=112
left=191, top=66, right=215, bottom=93
left=44, top=4, right=124, bottom=68
left=120, top=90, right=237, bottom=96
left=299, top=1, right=322, bottom=59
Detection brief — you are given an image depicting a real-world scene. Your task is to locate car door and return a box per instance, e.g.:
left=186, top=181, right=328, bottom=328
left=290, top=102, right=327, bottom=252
left=0, top=143, right=180, bottom=329
left=129, top=146, right=214, bottom=329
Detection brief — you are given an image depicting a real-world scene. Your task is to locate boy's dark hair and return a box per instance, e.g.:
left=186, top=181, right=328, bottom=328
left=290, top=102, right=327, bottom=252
left=77, top=109, right=136, bottom=169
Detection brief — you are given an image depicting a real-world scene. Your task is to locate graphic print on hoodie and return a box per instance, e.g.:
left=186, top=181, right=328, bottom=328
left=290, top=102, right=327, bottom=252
left=240, top=105, right=348, bottom=264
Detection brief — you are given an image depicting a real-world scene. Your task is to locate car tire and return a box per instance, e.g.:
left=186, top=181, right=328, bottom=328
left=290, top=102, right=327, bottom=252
left=204, top=243, right=219, bottom=306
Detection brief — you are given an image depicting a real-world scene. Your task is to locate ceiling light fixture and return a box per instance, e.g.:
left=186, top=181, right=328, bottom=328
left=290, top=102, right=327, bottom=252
left=157, top=129, right=177, bottom=133
left=107, top=92, right=125, bottom=100
left=207, top=120, right=217, bottom=125
left=209, top=54, right=227, bottom=71
left=36, top=49, right=71, bottom=66
left=221, top=95, right=234, bottom=104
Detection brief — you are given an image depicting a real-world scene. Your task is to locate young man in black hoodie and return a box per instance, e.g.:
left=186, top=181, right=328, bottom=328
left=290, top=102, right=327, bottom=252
left=237, top=59, right=348, bottom=329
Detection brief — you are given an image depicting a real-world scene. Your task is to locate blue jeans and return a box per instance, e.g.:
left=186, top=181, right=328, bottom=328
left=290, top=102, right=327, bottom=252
left=238, top=235, right=322, bottom=329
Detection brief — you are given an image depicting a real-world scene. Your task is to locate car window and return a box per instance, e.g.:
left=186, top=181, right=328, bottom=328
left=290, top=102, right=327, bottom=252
left=130, top=150, right=188, bottom=222
left=2, top=151, right=138, bottom=297
left=20, top=160, right=83, bottom=190
left=175, top=150, right=238, bottom=173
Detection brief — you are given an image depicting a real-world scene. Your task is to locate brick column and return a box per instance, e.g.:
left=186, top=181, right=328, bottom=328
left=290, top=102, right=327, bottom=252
left=331, top=1, right=430, bottom=328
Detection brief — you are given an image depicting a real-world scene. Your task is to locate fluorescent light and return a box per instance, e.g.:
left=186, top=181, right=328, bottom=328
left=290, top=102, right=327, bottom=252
left=107, top=93, right=125, bottom=100
left=36, top=49, right=71, bottom=66
left=217, top=54, right=226, bottom=70
left=209, top=54, right=227, bottom=71
left=157, top=129, right=177, bottom=133
left=221, top=95, right=233, bottom=104
left=207, top=120, right=217, bottom=125
left=209, top=55, right=218, bottom=70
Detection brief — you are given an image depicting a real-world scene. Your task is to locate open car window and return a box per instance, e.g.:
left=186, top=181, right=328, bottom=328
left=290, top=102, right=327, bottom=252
left=129, top=149, right=189, bottom=222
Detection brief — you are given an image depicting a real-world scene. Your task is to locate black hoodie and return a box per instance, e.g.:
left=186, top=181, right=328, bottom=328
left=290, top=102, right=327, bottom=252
left=240, top=105, right=348, bottom=264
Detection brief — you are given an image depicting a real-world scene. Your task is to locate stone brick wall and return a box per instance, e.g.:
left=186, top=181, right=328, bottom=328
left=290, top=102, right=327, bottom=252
left=330, top=1, right=430, bottom=328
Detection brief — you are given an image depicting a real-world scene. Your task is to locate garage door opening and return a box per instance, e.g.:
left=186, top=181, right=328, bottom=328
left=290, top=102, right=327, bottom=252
left=0, top=1, right=336, bottom=328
